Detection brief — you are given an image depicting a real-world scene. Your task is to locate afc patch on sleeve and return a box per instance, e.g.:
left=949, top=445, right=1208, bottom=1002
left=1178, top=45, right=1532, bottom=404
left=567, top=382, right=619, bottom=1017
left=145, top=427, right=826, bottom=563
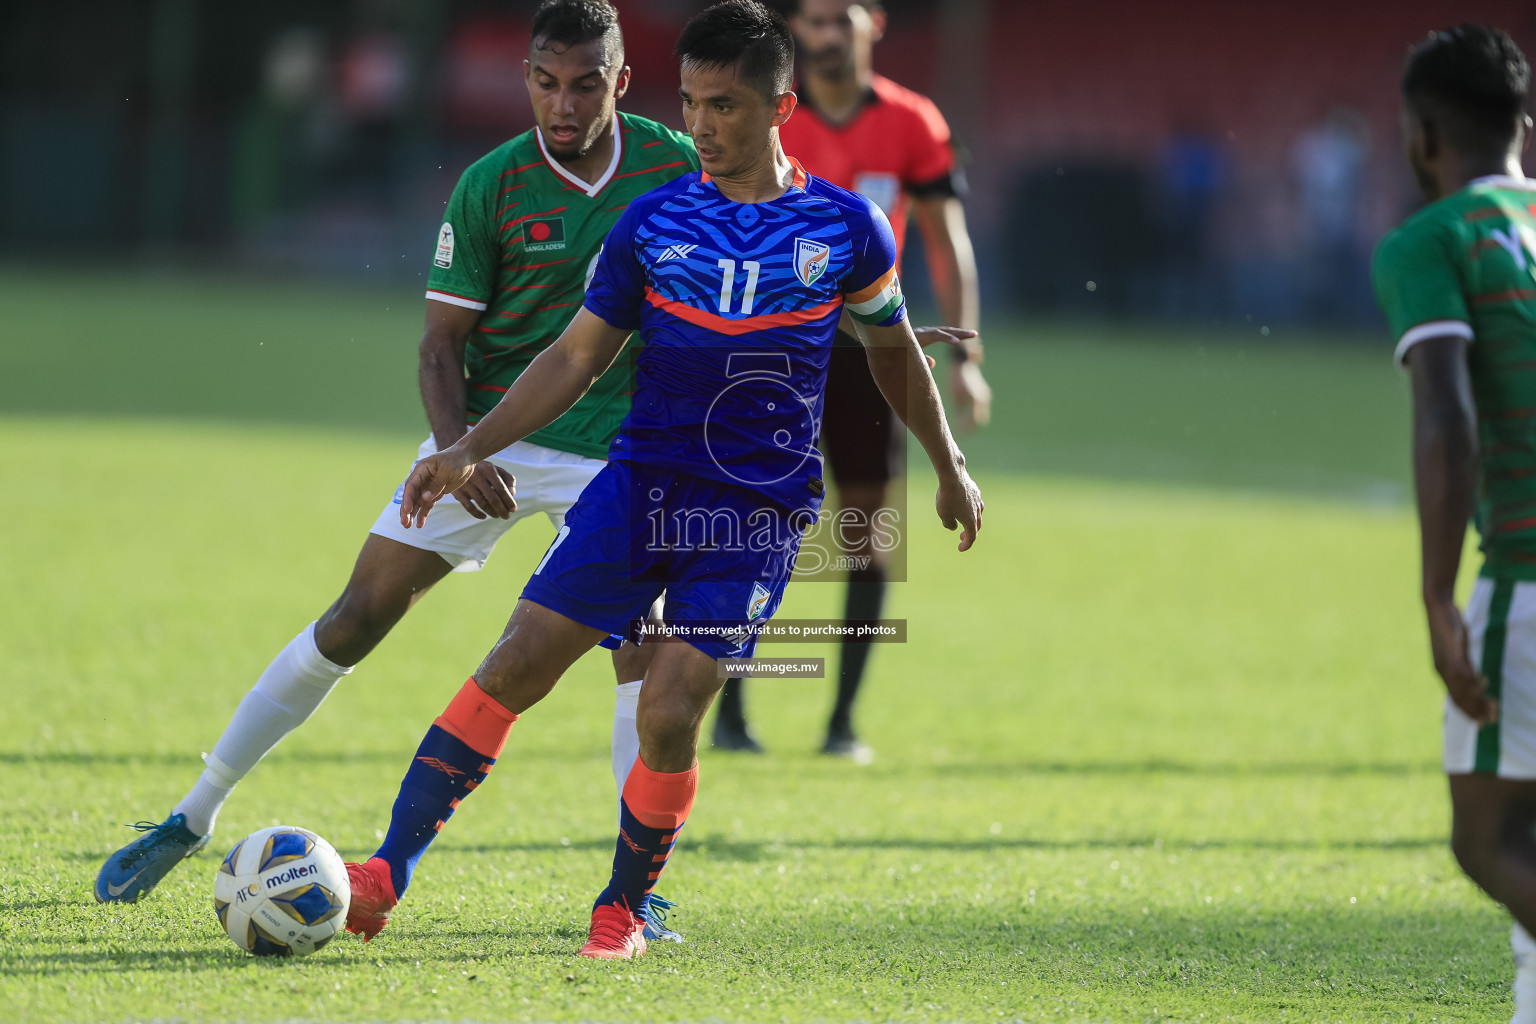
left=434, top=224, right=455, bottom=268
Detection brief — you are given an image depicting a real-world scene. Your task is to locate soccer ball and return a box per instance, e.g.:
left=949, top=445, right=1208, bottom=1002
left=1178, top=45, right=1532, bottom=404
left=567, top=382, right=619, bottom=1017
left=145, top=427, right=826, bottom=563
left=213, top=825, right=350, bottom=957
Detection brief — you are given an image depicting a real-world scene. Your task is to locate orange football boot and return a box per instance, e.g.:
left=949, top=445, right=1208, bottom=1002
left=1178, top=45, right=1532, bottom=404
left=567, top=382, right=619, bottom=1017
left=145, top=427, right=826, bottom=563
left=344, top=857, right=398, bottom=941
left=578, top=901, right=648, bottom=959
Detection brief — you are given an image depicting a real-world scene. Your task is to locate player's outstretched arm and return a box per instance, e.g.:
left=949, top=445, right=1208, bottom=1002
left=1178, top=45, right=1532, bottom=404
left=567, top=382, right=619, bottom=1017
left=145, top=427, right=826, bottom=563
left=399, top=308, right=630, bottom=528
left=1407, top=334, right=1495, bottom=725
left=858, top=319, right=984, bottom=550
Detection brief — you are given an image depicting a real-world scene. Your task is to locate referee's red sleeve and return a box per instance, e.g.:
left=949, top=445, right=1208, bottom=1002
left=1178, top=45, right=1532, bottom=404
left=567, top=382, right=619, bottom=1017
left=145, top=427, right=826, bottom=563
left=904, top=94, right=956, bottom=188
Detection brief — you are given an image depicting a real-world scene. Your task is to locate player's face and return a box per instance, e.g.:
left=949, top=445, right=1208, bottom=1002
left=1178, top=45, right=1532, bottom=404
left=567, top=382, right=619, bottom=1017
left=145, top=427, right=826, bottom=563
left=524, top=37, right=631, bottom=160
left=680, top=63, right=793, bottom=179
left=792, top=0, right=882, bottom=80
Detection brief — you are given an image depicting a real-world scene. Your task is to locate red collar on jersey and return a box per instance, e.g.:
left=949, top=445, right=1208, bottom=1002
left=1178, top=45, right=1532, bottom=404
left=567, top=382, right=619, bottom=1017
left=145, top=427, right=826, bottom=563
left=700, top=156, right=808, bottom=191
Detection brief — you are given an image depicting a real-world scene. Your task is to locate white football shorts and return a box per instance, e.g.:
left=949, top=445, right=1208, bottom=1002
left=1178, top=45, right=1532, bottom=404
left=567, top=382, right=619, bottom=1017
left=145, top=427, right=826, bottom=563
left=1445, top=576, right=1536, bottom=778
left=368, top=436, right=606, bottom=573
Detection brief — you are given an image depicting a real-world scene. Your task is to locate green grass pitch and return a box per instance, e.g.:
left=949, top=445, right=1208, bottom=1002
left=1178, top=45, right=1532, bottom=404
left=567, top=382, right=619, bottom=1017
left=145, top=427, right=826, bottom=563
left=0, top=270, right=1515, bottom=1021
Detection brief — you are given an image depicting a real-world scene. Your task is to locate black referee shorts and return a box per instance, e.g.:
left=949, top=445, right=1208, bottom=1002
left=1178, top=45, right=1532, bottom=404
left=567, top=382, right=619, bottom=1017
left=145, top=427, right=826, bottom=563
left=820, top=329, right=904, bottom=487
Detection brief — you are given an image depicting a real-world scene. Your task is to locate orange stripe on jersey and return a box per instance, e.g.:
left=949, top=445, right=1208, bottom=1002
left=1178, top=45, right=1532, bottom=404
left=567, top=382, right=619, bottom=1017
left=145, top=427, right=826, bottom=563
left=701, top=157, right=808, bottom=191
left=613, top=161, right=691, bottom=181
left=1474, top=289, right=1536, bottom=305
left=1464, top=207, right=1508, bottom=222
left=501, top=206, right=569, bottom=232
left=503, top=258, right=574, bottom=272
left=1497, top=516, right=1536, bottom=535
left=845, top=266, right=897, bottom=305
left=644, top=288, right=841, bottom=336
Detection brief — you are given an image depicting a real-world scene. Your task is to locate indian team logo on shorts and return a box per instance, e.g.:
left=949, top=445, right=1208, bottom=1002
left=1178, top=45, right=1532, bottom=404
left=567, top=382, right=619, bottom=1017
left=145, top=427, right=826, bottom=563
left=434, top=223, right=455, bottom=268
left=794, top=238, right=831, bottom=288
left=747, top=582, right=772, bottom=621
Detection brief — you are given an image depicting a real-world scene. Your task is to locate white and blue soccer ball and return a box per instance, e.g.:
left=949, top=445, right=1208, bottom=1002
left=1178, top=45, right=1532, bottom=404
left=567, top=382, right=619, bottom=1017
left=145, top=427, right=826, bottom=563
left=213, top=825, right=350, bottom=957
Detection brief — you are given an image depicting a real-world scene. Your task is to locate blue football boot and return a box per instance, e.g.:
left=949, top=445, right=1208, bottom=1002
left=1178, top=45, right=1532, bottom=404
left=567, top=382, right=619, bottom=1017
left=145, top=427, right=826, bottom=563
left=94, top=813, right=209, bottom=903
left=643, top=892, right=684, bottom=944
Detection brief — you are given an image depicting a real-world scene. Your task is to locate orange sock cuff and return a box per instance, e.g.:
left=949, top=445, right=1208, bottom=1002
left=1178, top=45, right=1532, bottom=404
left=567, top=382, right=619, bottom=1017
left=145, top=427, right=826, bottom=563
left=433, top=677, right=518, bottom=759
left=621, top=757, right=698, bottom=830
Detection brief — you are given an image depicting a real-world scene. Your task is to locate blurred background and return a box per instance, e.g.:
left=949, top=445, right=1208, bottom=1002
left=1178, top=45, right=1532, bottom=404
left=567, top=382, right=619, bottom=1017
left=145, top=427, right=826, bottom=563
left=3, top=0, right=1536, bottom=501
left=5, top=0, right=1533, bottom=322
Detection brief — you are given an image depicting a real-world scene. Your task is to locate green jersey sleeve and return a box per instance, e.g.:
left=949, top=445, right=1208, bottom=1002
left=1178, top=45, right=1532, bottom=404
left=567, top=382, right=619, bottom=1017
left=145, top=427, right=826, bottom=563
left=425, top=162, right=501, bottom=310
left=1371, top=216, right=1474, bottom=365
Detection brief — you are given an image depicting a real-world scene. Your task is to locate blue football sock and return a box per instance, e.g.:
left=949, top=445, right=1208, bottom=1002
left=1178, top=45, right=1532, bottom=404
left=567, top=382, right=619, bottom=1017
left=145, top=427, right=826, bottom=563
left=372, top=724, right=494, bottom=898
left=593, top=797, right=685, bottom=921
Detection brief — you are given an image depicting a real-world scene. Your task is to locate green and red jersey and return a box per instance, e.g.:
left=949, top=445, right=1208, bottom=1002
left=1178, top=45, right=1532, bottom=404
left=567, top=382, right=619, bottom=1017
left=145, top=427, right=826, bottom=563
left=1373, top=174, right=1536, bottom=578
left=426, top=112, right=698, bottom=459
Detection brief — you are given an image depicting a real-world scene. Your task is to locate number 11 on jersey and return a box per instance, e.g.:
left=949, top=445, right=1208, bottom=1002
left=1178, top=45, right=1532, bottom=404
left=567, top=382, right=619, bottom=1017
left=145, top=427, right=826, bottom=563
left=717, top=259, right=762, bottom=315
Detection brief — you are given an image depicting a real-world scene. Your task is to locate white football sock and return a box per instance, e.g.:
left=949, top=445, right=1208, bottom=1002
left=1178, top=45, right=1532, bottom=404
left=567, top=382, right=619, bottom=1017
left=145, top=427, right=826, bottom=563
left=173, top=623, right=351, bottom=834
left=1515, top=922, right=1536, bottom=1024
left=612, top=679, right=643, bottom=797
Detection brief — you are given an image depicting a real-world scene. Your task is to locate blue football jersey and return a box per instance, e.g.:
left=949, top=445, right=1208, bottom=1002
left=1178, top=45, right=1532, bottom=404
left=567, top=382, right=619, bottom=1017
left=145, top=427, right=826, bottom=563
left=583, top=159, right=907, bottom=514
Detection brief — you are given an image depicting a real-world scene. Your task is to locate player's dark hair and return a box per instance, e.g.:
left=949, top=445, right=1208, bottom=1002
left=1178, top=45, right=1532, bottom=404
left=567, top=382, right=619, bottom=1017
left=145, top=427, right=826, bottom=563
left=1403, top=24, right=1529, bottom=150
left=675, top=0, right=795, bottom=100
left=530, top=0, right=623, bottom=65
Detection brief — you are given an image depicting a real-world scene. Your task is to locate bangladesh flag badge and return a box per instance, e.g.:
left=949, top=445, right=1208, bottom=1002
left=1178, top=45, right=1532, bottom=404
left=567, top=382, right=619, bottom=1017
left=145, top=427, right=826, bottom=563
left=524, top=217, right=566, bottom=252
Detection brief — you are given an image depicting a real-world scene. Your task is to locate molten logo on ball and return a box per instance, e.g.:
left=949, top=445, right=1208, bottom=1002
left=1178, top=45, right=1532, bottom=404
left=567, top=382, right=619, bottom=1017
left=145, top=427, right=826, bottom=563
left=213, top=826, right=350, bottom=958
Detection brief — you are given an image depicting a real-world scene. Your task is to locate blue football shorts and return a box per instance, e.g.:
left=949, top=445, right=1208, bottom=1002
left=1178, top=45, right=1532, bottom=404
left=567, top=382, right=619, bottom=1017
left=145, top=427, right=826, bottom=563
left=520, top=458, right=810, bottom=660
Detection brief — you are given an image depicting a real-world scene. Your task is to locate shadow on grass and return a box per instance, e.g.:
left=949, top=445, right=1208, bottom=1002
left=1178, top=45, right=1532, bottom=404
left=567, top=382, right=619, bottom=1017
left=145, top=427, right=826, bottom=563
left=0, top=898, right=73, bottom=913
left=0, top=940, right=467, bottom=977
left=46, top=831, right=1447, bottom=880
left=924, top=759, right=1441, bottom=778
left=1, top=750, right=1442, bottom=779
left=0, top=748, right=607, bottom=768
left=412, top=831, right=1448, bottom=863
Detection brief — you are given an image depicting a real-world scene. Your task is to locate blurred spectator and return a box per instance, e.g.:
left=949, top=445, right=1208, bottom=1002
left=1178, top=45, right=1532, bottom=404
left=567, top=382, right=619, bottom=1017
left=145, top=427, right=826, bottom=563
left=443, top=17, right=529, bottom=137
left=1292, top=106, right=1371, bottom=322
left=332, top=28, right=409, bottom=201
left=1157, top=123, right=1226, bottom=317
left=338, top=32, right=408, bottom=123
left=231, top=27, right=334, bottom=233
